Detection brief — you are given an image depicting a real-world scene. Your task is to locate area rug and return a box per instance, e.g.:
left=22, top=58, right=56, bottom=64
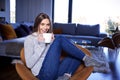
left=87, top=47, right=111, bottom=73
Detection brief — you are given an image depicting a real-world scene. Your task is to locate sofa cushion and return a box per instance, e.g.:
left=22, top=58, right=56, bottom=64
left=76, top=24, right=100, bottom=37
left=15, top=26, right=28, bottom=38
left=53, top=23, right=76, bottom=35
left=0, top=23, right=17, bottom=40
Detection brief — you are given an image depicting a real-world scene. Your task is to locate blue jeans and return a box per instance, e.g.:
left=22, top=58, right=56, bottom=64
left=37, top=36, right=85, bottom=80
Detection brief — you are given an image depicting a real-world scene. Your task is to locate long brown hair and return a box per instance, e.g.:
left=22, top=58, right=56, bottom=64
left=33, top=13, right=52, bottom=33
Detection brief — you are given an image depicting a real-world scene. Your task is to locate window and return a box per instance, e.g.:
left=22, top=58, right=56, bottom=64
left=10, top=0, right=16, bottom=23
left=54, top=0, right=120, bottom=32
left=54, top=0, right=69, bottom=23
left=72, top=0, right=120, bottom=32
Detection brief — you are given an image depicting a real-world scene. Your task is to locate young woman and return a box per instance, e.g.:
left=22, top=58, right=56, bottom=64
left=24, top=13, right=105, bottom=80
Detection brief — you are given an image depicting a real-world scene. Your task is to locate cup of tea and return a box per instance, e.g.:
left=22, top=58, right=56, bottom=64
left=43, top=33, right=52, bottom=43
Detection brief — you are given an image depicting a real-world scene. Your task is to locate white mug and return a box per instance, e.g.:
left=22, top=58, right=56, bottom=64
left=43, top=33, right=52, bottom=43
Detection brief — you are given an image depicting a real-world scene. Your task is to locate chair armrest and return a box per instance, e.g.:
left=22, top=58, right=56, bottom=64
left=70, top=65, right=93, bottom=80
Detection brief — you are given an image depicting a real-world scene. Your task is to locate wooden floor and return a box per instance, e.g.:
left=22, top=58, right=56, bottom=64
left=0, top=47, right=120, bottom=80
left=0, top=56, right=21, bottom=80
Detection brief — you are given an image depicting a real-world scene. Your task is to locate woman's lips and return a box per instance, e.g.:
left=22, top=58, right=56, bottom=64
left=41, top=29, right=48, bottom=33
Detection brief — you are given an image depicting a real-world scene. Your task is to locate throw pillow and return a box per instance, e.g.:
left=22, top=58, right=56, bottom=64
left=20, top=24, right=32, bottom=34
left=15, top=26, right=28, bottom=38
left=29, top=25, right=33, bottom=31
left=0, top=23, right=17, bottom=40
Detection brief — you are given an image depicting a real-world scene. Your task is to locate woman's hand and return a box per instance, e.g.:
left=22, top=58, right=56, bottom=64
left=37, top=34, right=45, bottom=42
left=51, top=33, right=55, bottom=42
left=38, top=33, right=54, bottom=43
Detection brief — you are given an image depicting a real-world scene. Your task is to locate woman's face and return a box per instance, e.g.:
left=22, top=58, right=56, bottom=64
left=38, top=19, right=50, bottom=34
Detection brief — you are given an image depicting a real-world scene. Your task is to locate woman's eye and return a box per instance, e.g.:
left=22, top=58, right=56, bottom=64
left=47, top=24, right=50, bottom=26
left=40, top=23, right=50, bottom=26
left=41, top=23, right=45, bottom=26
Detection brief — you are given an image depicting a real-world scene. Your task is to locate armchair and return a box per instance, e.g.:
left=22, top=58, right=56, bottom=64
left=15, top=44, right=93, bottom=80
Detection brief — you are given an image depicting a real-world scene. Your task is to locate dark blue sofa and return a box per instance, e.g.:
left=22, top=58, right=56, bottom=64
left=0, top=22, right=107, bottom=57
left=53, top=23, right=107, bottom=46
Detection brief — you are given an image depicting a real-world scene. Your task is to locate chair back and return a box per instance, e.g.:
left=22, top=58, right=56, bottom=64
left=112, top=32, right=120, bottom=48
left=98, top=37, right=115, bottom=49
left=16, top=48, right=39, bottom=80
left=20, top=48, right=26, bottom=65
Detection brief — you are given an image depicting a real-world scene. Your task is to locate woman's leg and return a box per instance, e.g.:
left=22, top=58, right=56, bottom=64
left=57, top=57, right=81, bottom=77
left=56, top=36, right=86, bottom=60
left=37, top=41, right=61, bottom=80
left=37, top=36, right=86, bottom=80
left=55, top=36, right=105, bottom=67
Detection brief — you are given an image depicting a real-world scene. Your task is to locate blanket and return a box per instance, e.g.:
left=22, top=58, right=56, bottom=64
left=87, top=47, right=111, bottom=73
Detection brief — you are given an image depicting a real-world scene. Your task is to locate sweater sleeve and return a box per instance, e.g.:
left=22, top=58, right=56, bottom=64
left=24, top=35, right=46, bottom=69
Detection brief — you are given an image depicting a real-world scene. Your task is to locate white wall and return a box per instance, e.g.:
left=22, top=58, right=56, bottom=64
left=16, top=0, right=52, bottom=23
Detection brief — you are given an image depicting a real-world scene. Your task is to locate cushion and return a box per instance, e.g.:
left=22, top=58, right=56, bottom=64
left=76, top=24, right=100, bottom=37
left=29, top=25, right=33, bottom=31
left=0, top=23, right=17, bottom=40
left=15, top=26, right=28, bottom=38
left=20, top=24, right=32, bottom=34
left=53, top=28, right=62, bottom=34
left=53, top=23, right=76, bottom=35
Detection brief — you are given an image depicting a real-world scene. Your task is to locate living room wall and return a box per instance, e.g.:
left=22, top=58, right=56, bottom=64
left=16, top=0, right=52, bottom=23
left=0, top=0, right=10, bottom=22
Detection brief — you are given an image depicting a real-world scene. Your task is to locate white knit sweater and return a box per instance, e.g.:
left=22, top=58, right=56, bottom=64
left=24, top=32, right=51, bottom=76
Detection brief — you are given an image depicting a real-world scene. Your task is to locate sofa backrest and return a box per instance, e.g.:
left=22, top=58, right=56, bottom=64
left=53, top=23, right=100, bottom=37
left=76, top=24, right=100, bottom=37
left=53, top=23, right=76, bottom=35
